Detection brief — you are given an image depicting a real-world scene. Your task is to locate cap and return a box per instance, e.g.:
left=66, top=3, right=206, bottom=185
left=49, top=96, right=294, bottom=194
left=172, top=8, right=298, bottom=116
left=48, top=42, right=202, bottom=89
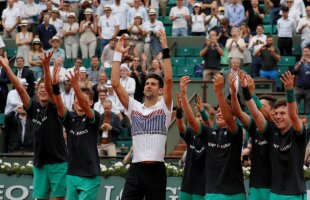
left=219, top=6, right=225, bottom=11
left=104, top=5, right=112, bottom=11
left=194, top=3, right=200, bottom=7
left=52, top=7, right=59, bottom=13
left=120, top=63, right=130, bottom=72
left=80, top=66, right=87, bottom=72
left=20, top=19, right=28, bottom=26
left=51, top=36, right=60, bottom=42
left=68, top=12, right=76, bottom=18
left=32, top=38, right=41, bottom=44
left=84, top=8, right=92, bottom=14
left=19, top=78, right=29, bottom=85
left=148, top=8, right=156, bottom=15
left=134, top=13, right=142, bottom=19
left=105, top=80, right=112, bottom=88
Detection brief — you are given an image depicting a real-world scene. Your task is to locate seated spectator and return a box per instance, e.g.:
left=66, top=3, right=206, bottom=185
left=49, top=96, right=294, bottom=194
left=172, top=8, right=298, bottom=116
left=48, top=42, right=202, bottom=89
left=200, top=33, right=224, bottom=81
left=61, top=80, right=75, bottom=111
left=5, top=78, right=28, bottom=115
left=21, top=0, right=40, bottom=32
left=205, top=5, right=224, bottom=34
left=47, top=36, right=66, bottom=65
left=277, top=6, right=296, bottom=56
left=105, top=80, right=124, bottom=118
left=66, top=57, right=83, bottom=74
left=6, top=105, right=34, bottom=153
left=80, top=8, right=98, bottom=59
left=35, top=13, right=57, bottom=51
left=79, top=66, right=93, bottom=89
left=121, top=35, right=136, bottom=64
left=2, top=0, right=20, bottom=39
left=225, top=0, right=245, bottom=27
left=63, top=12, right=79, bottom=59
left=15, top=57, right=35, bottom=97
left=190, top=3, right=206, bottom=36
left=254, top=35, right=281, bottom=80
left=217, top=18, right=232, bottom=46
left=142, top=54, right=164, bottom=77
left=170, top=0, right=190, bottom=36
left=246, top=0, right=264, bottom=34
left=120, top=63, right=136, bottom=98
left=38, top=0, right=47, bottom=15
left=87, top=56, right=105, bottom=85
left=128, top=14, right=145, bottom=57
left=94, top=90, right=121, bottom=115
left=29, top=38, right=44, bottom=80
left=16, top=20, right=33, bottom=67
left=92, top=72, right=108, bottom=103
left=130, top=57, right=145, bottom=102
left=226, top=27, right=246, bottom=63
left=49, top=57, right=67, bottom=88
left=99, top=100, right=122, bottom=156
left=49, top=8, right=64, bottom=39
left=101, top=40, right=116, bottom=68
left=296, top=5, right=310, bottom=48
left=240, top=23, right=252, bottom=65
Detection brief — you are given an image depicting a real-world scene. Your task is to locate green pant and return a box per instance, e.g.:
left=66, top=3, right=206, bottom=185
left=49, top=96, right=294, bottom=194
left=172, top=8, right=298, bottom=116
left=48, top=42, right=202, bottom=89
left=32, top=162, right=67, bottom=199
left=205, top=193, right=246, bottom=200
left=67, top=175, right=101, bottom=200
left=179, top=191, right=205, bottom=200
left=248, top=187, right=270, bottom=200
left=270, top=192, right=307, bottom=200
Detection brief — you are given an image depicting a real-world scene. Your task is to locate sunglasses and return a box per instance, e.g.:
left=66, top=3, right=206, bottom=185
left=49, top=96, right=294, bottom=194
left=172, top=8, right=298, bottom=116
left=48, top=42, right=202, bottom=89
left=133, top=60, right=140, bottom=61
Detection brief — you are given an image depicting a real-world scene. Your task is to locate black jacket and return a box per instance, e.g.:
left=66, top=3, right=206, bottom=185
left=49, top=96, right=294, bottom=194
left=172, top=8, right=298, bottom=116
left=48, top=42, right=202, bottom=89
left=99, top=112, right=122, bottom=144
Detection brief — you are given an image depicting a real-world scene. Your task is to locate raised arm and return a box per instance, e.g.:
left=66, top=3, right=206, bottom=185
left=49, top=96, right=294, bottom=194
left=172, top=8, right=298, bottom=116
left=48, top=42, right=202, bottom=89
left=180, top=76, right=201, bottom=134
left=111, top=34, right=130, bottom=110
left=176, top=92, right=186, bottom=134
left=67, top=68, right=94, bottom=120
left=239, top=71, right=267, bottom=132
left=229, top=72, right=251, bottom=127
left=213, top=74, right=237, bottom=133
left=51, top=64, right=66, bottom=118
left=280, top=71, right=303, bottom=132
left=195, top=94, right=211, bottom=126
left=0, top=54, right=30, bottom=108
left=159, top=30, right=173, bottom=110
left=40, top=51, right=56, bottom=104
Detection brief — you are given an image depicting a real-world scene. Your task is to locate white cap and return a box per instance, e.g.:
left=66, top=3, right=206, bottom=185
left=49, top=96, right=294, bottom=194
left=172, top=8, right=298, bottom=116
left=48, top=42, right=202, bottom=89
left=68, top=12, right=76, bottom=18
left=149, top=8, right=156, bottom=15
left=194, top=3, right=200, bottom=7
left=134, top=13, right=142, bottom=18
left=19, top=78, right=29, bottom=85
left=80, top=66, right=87, bottom=73
left=52, top=7, right=59, bottom=13
left=20, top=19, right=28, bottom=26
left=105, top=80, right=112, bottom=88
left=51, top=36, right=60, bottom=41
left=104, top=4, right=112, bottom=11
left=84, top=8, right=92, bottom=14
left=120, top=63, right=130, bottom=72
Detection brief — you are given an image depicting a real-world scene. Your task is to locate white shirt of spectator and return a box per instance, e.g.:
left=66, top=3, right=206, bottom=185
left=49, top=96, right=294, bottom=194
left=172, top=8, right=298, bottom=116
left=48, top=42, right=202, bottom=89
left=4, top=89, right=22, bottom=115
left=170, top=6, right=190, bottom=29
left=120, top=76, right=136, bottom=98
left=100, top=0, right=114, bottom=6
left=279, top=8, right=301, bottom=23
left=107, top=92, right=124, bottom=113
left=151, top=0, right=159, bottom=9
left=143, top=20, right=165, bottom=43
left=225, top=38, right=246, bottom=59
left=50, top=18, right=64, bottom=38
left=111, top=3, right=130, bottom=30
left=297, top=17, right=310, bottom=40
left=61, top=90, right=75, bottom=111
left=94, top=101, right=121, bottom=115
left=2, top=6, right=20, bottom=29
left=59, top=10, right=70, bottom=23
left=248, top=34, right=267, bottom=55
left=281, top=0, right=306, bottom=17
left=127, top=6, right=149, bottom=28
left=63, top=22, right=79, bottom=44
left=191, top=14, right=206, bottom=33
left=126, top=97, right=172, bottom=163
left=0, top=36, right=5, bottom=48
left=50, top=66, right=67, bottom=84
left=205, top=14, right=223, bottom=32
left=98, top=15, right=120, bottom=39
left=277, top=17, right=296, bottom=37
left=13, top=0, right=25, bottom=12
left=21, top=2, right=40, bottom=24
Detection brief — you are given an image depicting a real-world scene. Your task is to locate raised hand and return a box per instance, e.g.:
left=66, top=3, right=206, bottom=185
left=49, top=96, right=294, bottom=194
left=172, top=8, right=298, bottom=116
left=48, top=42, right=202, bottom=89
left=66, top=66, right=80, bottom=87
left=176, top=92, right=182, bottom=109
left=195, top=94, right=203, bottom=112
left=52, top=64, right=61, bottom=85
left=180, top=76, right=190, bottom=95
left=229, top=72, right=237, bottom=94
left=0, top=53, right=9, bottom=68
left=213, top=73, right=224, bottom=91
left=238, top=70, right=248, bottom=88
left=158, top=29, right=168, bottom=49
left=115, top=34, right=130, bottom=54
left=40, top=51, right=54, bottom=68
left=247, top=75, right=255, bottom=95
left=280, top=71, right=295, bottom=91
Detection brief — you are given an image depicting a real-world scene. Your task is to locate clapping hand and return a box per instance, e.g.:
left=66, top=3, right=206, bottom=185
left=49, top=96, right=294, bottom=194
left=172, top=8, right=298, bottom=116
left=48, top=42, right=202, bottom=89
left=280, top=71, right=295, bottom=91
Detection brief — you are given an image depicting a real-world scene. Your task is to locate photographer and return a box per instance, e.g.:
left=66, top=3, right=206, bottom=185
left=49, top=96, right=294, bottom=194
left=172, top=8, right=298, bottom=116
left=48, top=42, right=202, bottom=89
left=255, top=35, right=281, bottom=80
left=200, top=32, right=224, bottom=81
left=217, top=18, right=232, bottom=46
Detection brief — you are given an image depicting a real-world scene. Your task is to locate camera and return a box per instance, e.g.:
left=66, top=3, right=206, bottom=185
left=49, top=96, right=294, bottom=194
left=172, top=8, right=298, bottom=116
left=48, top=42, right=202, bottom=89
left=265, top=44, right=270, bottom=48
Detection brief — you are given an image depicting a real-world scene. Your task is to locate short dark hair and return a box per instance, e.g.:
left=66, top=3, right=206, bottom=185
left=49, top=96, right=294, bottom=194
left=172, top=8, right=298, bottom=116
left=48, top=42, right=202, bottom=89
left=266, top=34, right=273, bottom=39
left=273, top=98, right=287, bottom=109
left=256, top=24, right=264, bottom=29
left=259, top=94, right=277, bottom=107
left=91, top=55, right=99, bottom=60
left=81, top=87, right=94, bottom=100
left=16, top=57, right=24, bottom=61
left=282, top=5, right=289, bottom=12
left=145, top=73, right=164, bottom=88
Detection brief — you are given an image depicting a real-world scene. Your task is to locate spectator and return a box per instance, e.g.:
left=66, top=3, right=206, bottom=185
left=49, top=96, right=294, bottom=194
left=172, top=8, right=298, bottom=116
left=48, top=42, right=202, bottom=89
left=225, top=0, right=245, bottom=27
left=16, top=20, right=33, bottom=67
left=101, top=40, right=116, bottom=68
left=226, top=27, right=246, bottom=63
left=2, top=0, right=20, bottom=39
left=143, top=9, right=164, bottom=67
left=66, top=57, right=83, bottom=75
left=99, top=100, right=122, bottom=156
left=159, top=0, right=168, bottom=17
left=128, top=14, right=145, bottom=57
left=142, top=54, right=164, bottom=77
left=13, top=0, right=25, bottom=12
left=59, top=0, right=71, bottom=22
left=4, top=78, right=28, bottom=115
left=47, top=36, right=66, bottom=66
left=120, top=63, right=136, bottom=98
left=297, top=6, right=310, bottom=48
left=277, top=6, right=296, bottom=56
left=130, top=57, right=145, bottom=102
left=65, top=0, right=80, bottom=19
left=38, top=0, right=53, bottom=23
left=280, top=0, right=301, bottom=23
left=29, top=38, right=44, bottom=80
left=92, top=72, right=108, bottom=103
left=21, top=0, right=40, bottom=32
left=98, top=5, right=120, bottom=52
left=199, top=0, right=217, bottom=15
left=0, top=36, right=4, bottom=56
left=38, top=0, right=47, bottom=14
left=49, top=8, right=64, bottom=39
left=63, top=12, right=79, bottom=59
left=111, top=0, right=130, bottom=36
left=170, top=0, right=190, bottom=36
left=94, top=90, right=122, bottom=115
left=240, top=23, right=252, bottom=65
left=79, top=66, right=93, bottom=89
left=77, top=0, right=92, bottom=23
left=266, top=0, right=281, bottom=25
left=105, top=80, right=124, bottom=115
left=190, top=3, right=206, bottom=36
left=292, top=46, right=310, bottom=114
left=248, top=24, right=267, bottom=77
left=246, top=0, right=264, bottom=34
left=217, top=18, right=232, bottom=46
left=49, top=57, right=67, bottom=87
left=0, top=60, right=9, bottom=113
left=79, top=8, right=98, bottom=59
left=121, top=35, right=136, bottom=64
left=15, top=57, right=35, bottom=97
left=127, top=0, right=148, bottom=26
left=205, top=5, right=224, bottom=34
left=200, top=33, right=224, bottom=81
left=281, top=0, right=306, bottom=17
left=255, top=35, right=281, bottom=80
left=61, top=80, right=75, bottom=111
left=35, top=13, right=57, bottom=50
left=87, top=56, right=105, bottom=85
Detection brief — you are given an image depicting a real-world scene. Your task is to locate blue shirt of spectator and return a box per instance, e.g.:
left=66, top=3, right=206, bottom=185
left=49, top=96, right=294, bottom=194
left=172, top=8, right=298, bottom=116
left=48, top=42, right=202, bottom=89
left=35, top=23, right=57, bottom=50
left=225, top=3, right=245, bottom=27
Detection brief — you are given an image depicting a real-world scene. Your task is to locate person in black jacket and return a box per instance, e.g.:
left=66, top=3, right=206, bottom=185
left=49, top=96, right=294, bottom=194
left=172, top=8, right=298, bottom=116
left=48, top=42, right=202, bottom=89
left=15, top=57, right=35, bottom=97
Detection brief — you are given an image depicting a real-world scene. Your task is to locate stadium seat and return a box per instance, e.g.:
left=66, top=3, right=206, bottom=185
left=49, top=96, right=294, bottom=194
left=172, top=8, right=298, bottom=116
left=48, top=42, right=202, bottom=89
left=116, top=140, right=132, bottom=155
left=63, top=59, right=74, bottom=69
left=292, top=45, right=302, bottom=56
left=220, top=48, right=229, bottom=66
left=6, top=48, right=18, bottom=58
left=165, top=25, right=172, bottom=36
left=118, top=128, right=131, bottom=141
left=186, top=57, right=203, bottom=67
left=242, top=66, right=251, bottom=74
left=158, top=16, right=164, bottom=23
left=82, top=58, right=91, bottom=68
left=176, top=66, right=195, bottom=77
left=263, top=15, right=270, bottom=24
left=176, top=46, right=194, bottom=57
left=105, top=67, right=112, bottom=78
left=278, top=56, right=296, bottom=67
left=263, top=25, right=273, bottom=34
left=277, top=66, right=290, bottom=75
left=171, top=57, right=186, bottom=67
left=168, top=0, right=176, bottom=6
left=0, top=113, right=4, bottom=126
left=163, top=17, right=172, bottom=25
left=193, top=47, right=202, bottom=56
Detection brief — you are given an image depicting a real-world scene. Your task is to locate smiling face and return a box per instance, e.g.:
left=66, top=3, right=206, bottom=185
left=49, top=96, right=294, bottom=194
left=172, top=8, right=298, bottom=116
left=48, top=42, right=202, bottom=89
left=143, top=78, right=162, bottom=99
left=74, top=91, right=93, bottom=114
left=37, top=82, right=49, bottom=103
left=215, top=108, right=227, bottom=128
left=273, top=106, right=291, bottom=131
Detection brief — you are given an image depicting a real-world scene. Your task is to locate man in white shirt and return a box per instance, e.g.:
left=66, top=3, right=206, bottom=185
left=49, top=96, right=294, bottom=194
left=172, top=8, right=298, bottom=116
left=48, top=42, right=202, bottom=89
left=21, top=0, right=39, bottom=31
left=120, top=63, right=136, bottom=98
left=127, top=0, right=148, bottom=26
left=281, top=0, right=306, bottom=17
left=61, top=80, right=75, bottom=111
left=98, top=5, right=120, bottom=52
left=5, top=78, right=28, bottom=115
left=49, top=8, right=64, bottom=39
left=112, top=0, right=130, bottom=35
left=2, top=0, right=20, bottom=39
left=50, top=57, right=67, bottom=91
left=169, top=0, right=190, bottom=36
left=101, top=40, right=116, bottom=68
left=280, top=0, right=301, bottom=23
left=297, top=6, right=310, bottom=48
left=13, top=0, right=25, bottom=12
left=277, top=6, right=296, bottom=55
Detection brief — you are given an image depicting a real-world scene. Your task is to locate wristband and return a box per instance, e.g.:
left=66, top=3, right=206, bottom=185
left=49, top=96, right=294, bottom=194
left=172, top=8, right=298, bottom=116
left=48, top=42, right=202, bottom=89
left=286, top=89, right=296, bottom=103
left=252, top=94, right=263, bottom=109
left=242, top=87, right=252, bottom=101
left=162, top=48, right=170, bottom=59
left=113, top=52, right=122, bottom=62
left=52, top=84, right=60, bottom=95
left=200, top=109, right=209, bottom=121
left=176, top=108, right=183, bottom=119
